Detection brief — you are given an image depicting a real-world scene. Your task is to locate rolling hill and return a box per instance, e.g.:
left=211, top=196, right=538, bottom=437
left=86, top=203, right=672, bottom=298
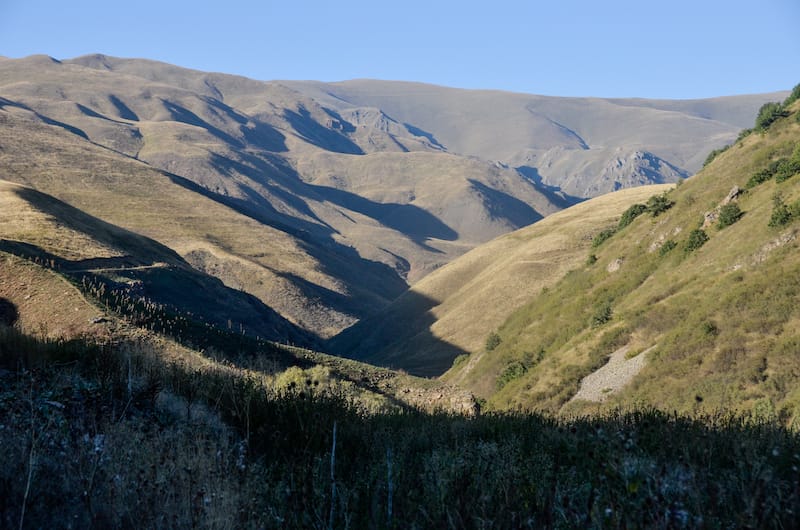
left=329, top=184, right=673, bottom=376
left=0, top=54, right=783, bottom=343
left=0, top=181, right=477, bottom=414
left=0, top=55, right=564, bottom=339
left=439, top=90, right=800, bottom=418
left=282, top=79, right=785, bottom=196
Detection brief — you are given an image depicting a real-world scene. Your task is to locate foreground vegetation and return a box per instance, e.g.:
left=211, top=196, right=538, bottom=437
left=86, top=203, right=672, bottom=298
left=2, top=326, right=800, bottom=529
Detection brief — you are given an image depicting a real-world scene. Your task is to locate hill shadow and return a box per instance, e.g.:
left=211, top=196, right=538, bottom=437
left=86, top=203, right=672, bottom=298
left=307, top=184, right=458, bottom=246
left=108, top=95, right=139, bottom=121
left=161, top=169, right=409, bottom=320
left=327, top=289, right=469, bottom=378
left=282, top=106, right=363, bottom=155
left=468, top=179, right=544, bottom=227
left=516, top=166, right=585, bottom=208
left=1, top=187, right=316, bottom=347
left=160, top=99, right=287, bottom=153
left=403, top=123, right=446, bottom=150
left=0, top=298, right=18, bottom=327
left=0, top=97, right=89, bottom=139
left=76, top=103, right=131, bottom=125
left=12, top=185, right=183, bottom=265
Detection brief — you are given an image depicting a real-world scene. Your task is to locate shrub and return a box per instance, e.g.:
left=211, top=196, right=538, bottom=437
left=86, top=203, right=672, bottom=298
left=684, top=229, right=709, bottom=252
left=790, top=200, right=800, bottom=219
left=485, top=332, right=502, bottom=352
left=522, top=348, right=546, bottom=367
left=451, top=353, right=469, bottom=368
left=784, top=82, right=800, bottom=108
left=496, top=361, right=527, bottom=390
left=702, top=321, right=719, bottom=336
left=774, top=157, right=800, bottom=183
left=646, top=193, right=674, bottom=217
left=592, top=227, right=617, bottom=248
left=586, top=253, right=598, bottom=265
left=591, top=301, right=613, bottom=327
left=659, top=239, right=677, bottom=256
left=737, top=128, right=754, bottom=142
left=617, top=203, right=647, bottom=229
left=717, top=203, right=743, bottom=229
left=768, top=195, right=793, bottom=227
left=746, top=159, right=782, bottom=188
left=703, top=145, right=730, bottom=167
left=755, top=102, right=787, bottom=131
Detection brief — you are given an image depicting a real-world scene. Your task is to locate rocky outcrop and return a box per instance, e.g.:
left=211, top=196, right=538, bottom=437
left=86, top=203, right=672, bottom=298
left=703, top=186, right=742, bottom=228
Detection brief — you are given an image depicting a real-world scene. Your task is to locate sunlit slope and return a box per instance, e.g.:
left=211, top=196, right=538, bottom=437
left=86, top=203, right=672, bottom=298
left=0, top=55, right=563, bottom=332
left=448, top=95, right=800, bottom=419
left=284, top=79, right=785, bottom=197
left=330, top=185, right=672, bottom=376
left=0, top=103, right=405, bottom=338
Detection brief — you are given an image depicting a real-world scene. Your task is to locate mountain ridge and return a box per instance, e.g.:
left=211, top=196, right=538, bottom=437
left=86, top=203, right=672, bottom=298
left=0, top=53, right=788, bottom=344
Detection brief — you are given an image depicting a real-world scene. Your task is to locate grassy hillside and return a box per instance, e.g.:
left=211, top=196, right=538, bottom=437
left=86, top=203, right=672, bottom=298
left=0, top=101, right=410, bottom=338
left=3, top=230, right=800, bottom=528
left=331, top=184, right=672, bottom=376
left=449, top=91, right=800, bottom=418
left=0, top=55, right=565, bottom=337
left=0, top=245, right=476, bottom=414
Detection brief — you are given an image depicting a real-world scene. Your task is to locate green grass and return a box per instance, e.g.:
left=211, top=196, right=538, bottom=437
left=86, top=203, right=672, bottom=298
left=453, top=93, right=800, bottom=417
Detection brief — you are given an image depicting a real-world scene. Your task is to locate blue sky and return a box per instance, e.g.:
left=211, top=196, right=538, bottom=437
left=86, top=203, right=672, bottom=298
left=1, top=0, right=797, bottom=98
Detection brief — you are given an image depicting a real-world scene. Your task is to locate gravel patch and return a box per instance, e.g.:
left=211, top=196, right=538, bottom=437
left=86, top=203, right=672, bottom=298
left=571, top=345, right=654, bottom=403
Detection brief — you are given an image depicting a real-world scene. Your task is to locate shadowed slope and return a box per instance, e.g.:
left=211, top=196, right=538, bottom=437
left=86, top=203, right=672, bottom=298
left=330, top=185, right=672, bottom=376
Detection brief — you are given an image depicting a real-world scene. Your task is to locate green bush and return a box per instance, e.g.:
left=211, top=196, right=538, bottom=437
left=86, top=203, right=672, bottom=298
left=592, top=227, right=617, bottom=248
left=755, top=102, right=787, bottom=131
left=591, top=301, right=613, bottom=327
left=702, top=321, right=719, bottom=336
left=768, top=195, right=793, bottom=227
left=617, top=203, right=647, bottom=229
left=646, top=193, right=674, bottom=217
left=496, top=361, right=528, bottom=390
left=485, top=332, right=502, bottom=352
left=684, top=229, right=709, bottom=252
left=586, top=253, right=598, bottom=265
left=717, top=203, right=743, bottom=229
left=737, top=127, right=754, bottom=142
left=522, top=348, right=546, bottom=367
left=790, top=200, right=800, bottom=219
left=784, top=82, right=800, bottom=108
left=659, top=239, right=678, bottom=256
left=746, top=159, right=782, bottom=188
left=703, top=145, right=730, bottom=167
left=774, top=157, right=800, bottom=183
left=451, top=353, right=469, bottom=368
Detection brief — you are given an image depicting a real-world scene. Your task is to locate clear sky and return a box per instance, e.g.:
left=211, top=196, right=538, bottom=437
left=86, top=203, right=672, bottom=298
left=1, top=0, right=798, bottom=99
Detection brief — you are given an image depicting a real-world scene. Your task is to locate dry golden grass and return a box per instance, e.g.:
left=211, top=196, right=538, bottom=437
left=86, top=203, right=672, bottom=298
left=332, top=184, right=671, bottom=376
